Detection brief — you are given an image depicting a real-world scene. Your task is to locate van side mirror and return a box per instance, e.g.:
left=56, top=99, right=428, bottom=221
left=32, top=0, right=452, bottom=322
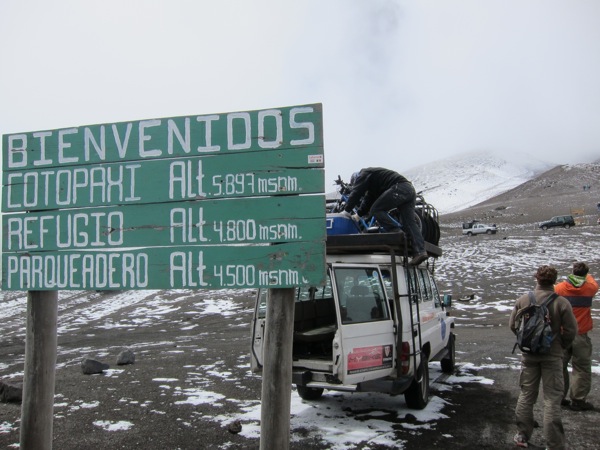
left=442, top=294, right=452, bottom=308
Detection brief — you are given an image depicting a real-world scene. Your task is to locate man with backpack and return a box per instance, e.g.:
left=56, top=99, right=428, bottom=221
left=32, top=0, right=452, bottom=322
left=555, top=261, right=598, bottom=412
left=509, top=265, right=578, bottom=449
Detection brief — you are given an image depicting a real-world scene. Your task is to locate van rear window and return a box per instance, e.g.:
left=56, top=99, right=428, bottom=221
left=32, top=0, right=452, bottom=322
left=334, top=267, right=389, bottom=323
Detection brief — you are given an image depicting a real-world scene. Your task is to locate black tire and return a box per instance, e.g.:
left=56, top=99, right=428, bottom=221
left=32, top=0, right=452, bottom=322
left=430, top=215, right=441, bottom=245
left=486, top=229, right=492, bottom=234
left=564, top=224, right=570, bottom=229
left=404, top=359, right=430, bottom=409
left=416, top=209, right=440, bottom=245
left=467, top=231, right=473, bottom=236
left=542, top=225, right=548, bottom=230
left=441, top=333, right=456, bottom=374
left=415, top=209, right=440, bottom=245
left=296, top=386, right=324, bottom=400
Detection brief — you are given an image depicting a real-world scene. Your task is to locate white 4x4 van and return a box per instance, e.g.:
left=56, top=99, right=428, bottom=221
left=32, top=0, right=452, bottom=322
left=251, top=233, right=455, bottom=409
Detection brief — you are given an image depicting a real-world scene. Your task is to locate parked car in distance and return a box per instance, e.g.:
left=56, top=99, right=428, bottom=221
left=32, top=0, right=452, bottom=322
left=462, top=223, right=498, bottom=236
left=538, top=215, right=575, bottom=230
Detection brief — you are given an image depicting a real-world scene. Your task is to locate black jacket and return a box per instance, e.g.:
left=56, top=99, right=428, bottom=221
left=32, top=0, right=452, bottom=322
left=344, top=167, right=408, bottom=215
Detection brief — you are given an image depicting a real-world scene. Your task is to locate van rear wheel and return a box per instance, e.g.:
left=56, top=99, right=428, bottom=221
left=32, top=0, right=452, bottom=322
left=404, top=359, right=430, bottom=409
left=296, top=386, right=324, bottom=400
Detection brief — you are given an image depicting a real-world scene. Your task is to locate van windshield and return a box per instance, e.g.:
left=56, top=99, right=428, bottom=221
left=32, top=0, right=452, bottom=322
left=334, top=267, right=389, bottom=323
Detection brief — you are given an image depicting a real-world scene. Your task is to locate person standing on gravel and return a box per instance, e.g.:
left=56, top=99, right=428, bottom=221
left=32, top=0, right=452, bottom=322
left=555, top=261, right=598, bottom=412
left=509, top=265, right=578, bottom=449
left=341, top=167, right=428, bottom=266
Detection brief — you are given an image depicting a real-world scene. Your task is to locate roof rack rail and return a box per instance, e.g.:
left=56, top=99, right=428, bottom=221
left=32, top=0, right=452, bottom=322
left=326, top=232, right=442, bottom=257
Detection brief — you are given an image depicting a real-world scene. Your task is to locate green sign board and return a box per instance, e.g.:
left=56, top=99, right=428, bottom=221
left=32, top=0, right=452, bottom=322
left=2, top=241, right=325, bottom=290
left=3, top=104, right=323, bottom=171
left=3, top=195, right=325, bottom=252
left=2, top=148, right=324, bottom=212
left=1, top=103, right=326, bottom=290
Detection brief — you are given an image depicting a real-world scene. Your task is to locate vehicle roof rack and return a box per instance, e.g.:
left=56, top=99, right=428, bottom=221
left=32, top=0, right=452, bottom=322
left=326, top=232, right=442, bottom=257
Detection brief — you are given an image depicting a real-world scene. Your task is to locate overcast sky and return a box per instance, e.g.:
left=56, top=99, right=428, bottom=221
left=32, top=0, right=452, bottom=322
left=2, top=0, right=599, bottom=185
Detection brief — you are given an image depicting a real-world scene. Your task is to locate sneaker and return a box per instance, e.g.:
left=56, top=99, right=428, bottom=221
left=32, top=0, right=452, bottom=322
left=570, top=399, right=594, bottom=411
left=513, top=433, right=528, bottom=447
left=409, top=253, right=428, bottom=266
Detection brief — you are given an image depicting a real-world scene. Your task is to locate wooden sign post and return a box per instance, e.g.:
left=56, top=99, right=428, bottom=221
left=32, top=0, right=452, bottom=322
left=260, top=288, right=295, bottom=450
left=2, top=104, right=326, bottom=449
left=20, top=291, right=58, bottom=450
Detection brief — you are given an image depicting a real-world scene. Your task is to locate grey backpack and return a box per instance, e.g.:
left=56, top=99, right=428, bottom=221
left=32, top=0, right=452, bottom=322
left=512, top=292, right=558, bottom=354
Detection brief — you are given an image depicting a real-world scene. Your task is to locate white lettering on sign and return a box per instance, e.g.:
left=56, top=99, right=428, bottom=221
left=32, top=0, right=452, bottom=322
left=290, top=107, right=315, bottom=145
left=170, top=251, right=208, bottom=287
left=5, top=164, right=141, bottom=209
left=139, top=119, right=162, bottom=158
left=6, top=106, right=318, bottom=169
left=213, top=219, right=257, bottom=243
left=210, top=173, right=299, bottom=197
left=196, top=115, right=220, bottom=152
left=213, top=264, right=257, bottom=287
left=5, top=211, right=124, bottom=251
left=84, top=126, right=106, bottom=161
left=169, top=207, right=208, bottom=243
left=5, top=252, right=149, bottom=289
left=58, top=128, right=79, bottom=164
left=169, top=160, right=206, bottom=199
left=259, top=269, right=299, bottom=285
left=258, top=223, right=299, bottom=241
left=258, top=110, right=283, bottom=149
left=227, top=113, right=251, bottom=150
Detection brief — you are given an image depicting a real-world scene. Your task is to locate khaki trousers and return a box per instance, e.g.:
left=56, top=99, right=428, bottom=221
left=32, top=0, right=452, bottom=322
left=516, top=354, right=566, bottom=450
left=563, top=333, right=593, bottom=401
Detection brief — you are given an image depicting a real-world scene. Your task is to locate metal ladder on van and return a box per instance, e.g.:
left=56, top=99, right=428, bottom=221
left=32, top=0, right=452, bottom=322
left=389, top=245, right=423, bottom=383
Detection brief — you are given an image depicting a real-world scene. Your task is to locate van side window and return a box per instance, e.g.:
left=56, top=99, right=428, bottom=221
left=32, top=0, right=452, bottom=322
left=417, top=269, right=432, bottom=303
left=380, top=269, right=394, bottom=299
left=334, top=267, right=389, bottom=323
left=405, top=267, right=420, bottom=303
left=429, top=273, right=442, bottom=307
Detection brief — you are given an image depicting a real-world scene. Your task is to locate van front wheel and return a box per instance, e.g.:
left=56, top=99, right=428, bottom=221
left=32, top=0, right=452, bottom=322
left=296, top=386, right=324, bottom=400
left=404, top=359, right=430, bottom=409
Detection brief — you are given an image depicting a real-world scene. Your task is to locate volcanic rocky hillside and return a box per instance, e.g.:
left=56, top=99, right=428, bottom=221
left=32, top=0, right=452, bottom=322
left=440, top=163, right=600, bottom=228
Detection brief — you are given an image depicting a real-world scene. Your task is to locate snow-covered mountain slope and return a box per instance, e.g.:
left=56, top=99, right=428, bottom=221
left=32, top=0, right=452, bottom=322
left=405, top=151, right=553, bottom=213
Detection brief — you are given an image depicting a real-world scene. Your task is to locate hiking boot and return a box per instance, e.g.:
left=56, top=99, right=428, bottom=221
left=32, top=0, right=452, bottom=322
left=570, top=399, right=594, bottom=411
left=513, top=433, right=528, bottom=447
left=409, top=253, right=428, bottom=266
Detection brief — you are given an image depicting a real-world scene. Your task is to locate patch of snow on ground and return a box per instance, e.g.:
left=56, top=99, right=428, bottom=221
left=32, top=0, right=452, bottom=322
left=93, top=420, right=134, bottom=431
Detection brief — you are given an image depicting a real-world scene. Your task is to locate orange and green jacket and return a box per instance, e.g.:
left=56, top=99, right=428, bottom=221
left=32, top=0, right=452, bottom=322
left=555, top=274, right=598, bottom=334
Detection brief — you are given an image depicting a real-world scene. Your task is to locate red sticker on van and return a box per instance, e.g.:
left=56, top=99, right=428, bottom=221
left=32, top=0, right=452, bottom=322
left=347, top=345, right=393, bottom=374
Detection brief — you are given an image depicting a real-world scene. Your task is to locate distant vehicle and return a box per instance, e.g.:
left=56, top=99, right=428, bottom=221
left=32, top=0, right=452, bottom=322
left=538, top=215, right=575, bottom=230
left=462, top=223, right=498, bottom=236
